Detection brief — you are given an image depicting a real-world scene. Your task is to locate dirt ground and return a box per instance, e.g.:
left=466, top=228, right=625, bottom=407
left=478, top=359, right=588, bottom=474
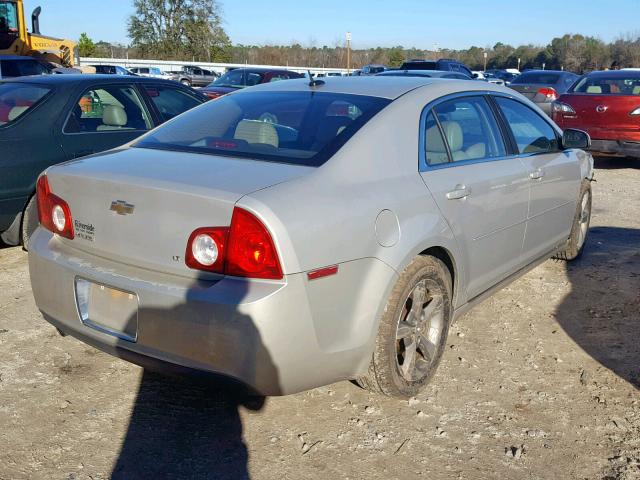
left=0, top=156, right=638, bottom=480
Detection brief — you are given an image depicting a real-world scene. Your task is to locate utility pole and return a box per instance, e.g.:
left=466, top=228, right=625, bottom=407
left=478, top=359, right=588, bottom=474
left=346, top=32, right=351, bottom=74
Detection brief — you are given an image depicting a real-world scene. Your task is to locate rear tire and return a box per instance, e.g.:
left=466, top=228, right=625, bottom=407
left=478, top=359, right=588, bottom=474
left=21, top=196, right=38, bottom=251
left=357, top=256, right=452, bottom=398
left=554, top=180, right=591, bottom=261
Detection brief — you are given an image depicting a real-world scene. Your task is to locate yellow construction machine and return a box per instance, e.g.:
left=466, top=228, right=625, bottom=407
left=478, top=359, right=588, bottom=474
left=0, top=0, right=76, bottom=66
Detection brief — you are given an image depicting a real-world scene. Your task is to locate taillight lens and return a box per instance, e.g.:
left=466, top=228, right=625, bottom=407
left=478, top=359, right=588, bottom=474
left=538, top=87, right=558, bottom=101
left=36, top=175, right=74, bottom=239
left=226, top=208, right=283, bottom=280
left=630, top=107, right=640, bottom=116
left=552, top=101, right=576, bottom=115
left=185, top=207, right=283, bottom=280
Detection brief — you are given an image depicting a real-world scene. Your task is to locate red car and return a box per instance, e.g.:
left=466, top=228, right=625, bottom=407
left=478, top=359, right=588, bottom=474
left=199, top=67, right=304, bottom=100
left=552, top=70, right=640, bottom=158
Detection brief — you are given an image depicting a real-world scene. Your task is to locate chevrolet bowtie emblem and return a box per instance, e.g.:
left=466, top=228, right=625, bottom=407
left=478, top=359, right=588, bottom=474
left=110, top=200, right=135, bottom=215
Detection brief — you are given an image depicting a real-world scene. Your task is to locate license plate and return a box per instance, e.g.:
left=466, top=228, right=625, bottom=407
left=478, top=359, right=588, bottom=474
left=75, top=278, right=138, bottom=342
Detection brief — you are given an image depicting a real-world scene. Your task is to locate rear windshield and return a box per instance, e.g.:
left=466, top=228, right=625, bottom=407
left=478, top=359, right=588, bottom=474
left=402, top=61, right=437, bottom=70
left=0, top=83, right=51, bottom=126
left=571, top=75, right=640, bottom=95
left=210, top=70, right=264, bottom=88
left=0, top=59, right=49, bottom=78
left=135, top=91, right=390, bottom=166
left=511, top=72, right=561, bottom=85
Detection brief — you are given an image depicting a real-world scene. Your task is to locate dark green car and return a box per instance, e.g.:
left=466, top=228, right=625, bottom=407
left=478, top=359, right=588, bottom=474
left=0, top=74, right=206, bottom=246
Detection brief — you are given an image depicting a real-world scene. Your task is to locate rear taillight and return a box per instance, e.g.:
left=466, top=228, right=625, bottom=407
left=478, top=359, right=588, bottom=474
left=185, top=207, right=283, bottom=280
left=538, top=87, right=558, bottom=101
left=551, top=101, right=576, bottom=116
left=630, top=107, right=640, bottom=116
left=36, top=175, right=74, bottom=239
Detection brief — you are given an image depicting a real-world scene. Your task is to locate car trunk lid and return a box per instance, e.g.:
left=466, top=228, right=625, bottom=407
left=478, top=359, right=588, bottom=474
left=556, top=94, right=640, bottom=137
left=45, top=147, right=311, bottom=278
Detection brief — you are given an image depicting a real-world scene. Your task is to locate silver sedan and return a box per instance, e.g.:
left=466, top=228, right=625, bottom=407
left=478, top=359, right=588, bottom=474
left=28, top=77, right=594, bottom=397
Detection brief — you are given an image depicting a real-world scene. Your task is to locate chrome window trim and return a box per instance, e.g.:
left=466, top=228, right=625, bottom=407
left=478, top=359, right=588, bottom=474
left=419, top=90, right=562, bottom=172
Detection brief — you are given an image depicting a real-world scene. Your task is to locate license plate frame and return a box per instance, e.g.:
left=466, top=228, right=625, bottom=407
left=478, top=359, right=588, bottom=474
left=75, top=277, right=139, bottom=342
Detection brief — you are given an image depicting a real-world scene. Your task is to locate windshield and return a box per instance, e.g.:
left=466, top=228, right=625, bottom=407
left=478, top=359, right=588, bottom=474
left=0, top=83, right=51, bottom=126
left=211, top=70, right=264, bottom=88
left=571, top=75, right=640, bottom=95
left=135, top=91, right=390, bottom=167
left=511, top=72, right=560, bottom=85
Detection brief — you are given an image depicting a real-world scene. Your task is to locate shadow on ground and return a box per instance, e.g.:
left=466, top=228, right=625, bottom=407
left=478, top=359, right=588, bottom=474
left=593, top=155, right=639, bottom=170
left=107, top=275, right=279, bottom=479
left=555, top=226, right=640, bottom=388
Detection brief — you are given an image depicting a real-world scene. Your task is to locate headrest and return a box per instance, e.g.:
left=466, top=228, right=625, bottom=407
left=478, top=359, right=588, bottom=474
left=8, top=106, right=29, bottom=121
left=102, top=105, right=128, bottom=126
left=234, top=119, right=279, bottom=148
left=440, top=121, right=464, bottom=151
left=425, top=125, right=447, bottom=153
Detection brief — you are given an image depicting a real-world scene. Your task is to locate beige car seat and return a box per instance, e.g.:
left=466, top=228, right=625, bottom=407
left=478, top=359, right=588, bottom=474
left=97, top=105, right=129, bottom=131
left=7, top=106, right=29, bottom=122
left=234, top=119, right=279, bottom=148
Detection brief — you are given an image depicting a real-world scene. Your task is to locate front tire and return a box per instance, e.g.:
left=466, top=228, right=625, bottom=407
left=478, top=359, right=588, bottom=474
left=554, top=180, right=591, bottom=261
left=357, top=256, right=452, bottom=398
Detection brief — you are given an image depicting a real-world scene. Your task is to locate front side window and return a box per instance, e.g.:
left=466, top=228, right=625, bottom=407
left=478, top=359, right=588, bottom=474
left=428, top=96, right=506, bottom=162
left=64, top=85, right=152, bottom=133
left=135, top=91, right=390, bottom=167
left=0, top=83, right=51, bottom=126
left=144, top=85, right=202, bottom=121
left=495, top=97, right=558, bottom=154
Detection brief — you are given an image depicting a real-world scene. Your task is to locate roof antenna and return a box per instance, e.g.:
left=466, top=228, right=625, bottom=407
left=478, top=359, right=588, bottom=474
left=308, top=69, right=325, bottom=87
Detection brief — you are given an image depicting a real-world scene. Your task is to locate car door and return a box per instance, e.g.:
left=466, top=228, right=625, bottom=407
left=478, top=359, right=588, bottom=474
left=58, top=83, right=154, bottom=159
left=492, top=96, right=581, bottom=260
left=419, top=94, right=529, bottom=300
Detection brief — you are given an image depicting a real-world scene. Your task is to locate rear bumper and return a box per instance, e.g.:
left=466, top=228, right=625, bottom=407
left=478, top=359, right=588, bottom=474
left=589, top=139, right=640, bottom=158
left=28, top=228, right=395, bottom=395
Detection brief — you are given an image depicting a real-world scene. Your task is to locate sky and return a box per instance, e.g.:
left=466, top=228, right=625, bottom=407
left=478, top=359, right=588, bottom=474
left=23, top=0, right=640, bottom=50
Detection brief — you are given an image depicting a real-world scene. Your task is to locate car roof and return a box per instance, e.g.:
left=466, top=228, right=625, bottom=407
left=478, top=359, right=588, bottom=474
left=587, top=69, right=640, bottom=77
left=227, top=67, right=299, bottom=74
left=232, top=76, right=488, bottom=100
left=0, top=74, right=181, bottom=86
left=0, top=55, right=39, bottom=61
left=378, top=70, right=464, bottom=77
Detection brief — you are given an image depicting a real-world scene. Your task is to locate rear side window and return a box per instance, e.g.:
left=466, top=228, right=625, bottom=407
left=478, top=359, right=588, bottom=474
left=571, top=75, right=640, bottom=95
left=426, top=96, right=506, bottom=163
left=135, top=91, right=390, bottom=167
left=511, top=73, right=561, bottom=85
left=0, top=83, right=50, bottom=126
left=144, top=85, right=202, bottom=121
left=494, top=97, right=558, bottom=154
left=64, top=85, right=152, bottom=133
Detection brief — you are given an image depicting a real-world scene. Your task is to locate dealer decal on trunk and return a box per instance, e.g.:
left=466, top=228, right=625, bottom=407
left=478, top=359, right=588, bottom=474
left=74, top=220, right=95, bottom=242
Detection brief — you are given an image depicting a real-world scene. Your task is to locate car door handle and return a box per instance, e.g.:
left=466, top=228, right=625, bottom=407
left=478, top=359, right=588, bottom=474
left=529, top=169, right=545, bottom=180
left=446, top=185, right=471, bottom=200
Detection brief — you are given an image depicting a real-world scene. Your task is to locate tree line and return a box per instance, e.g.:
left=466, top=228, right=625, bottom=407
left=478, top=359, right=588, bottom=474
left=76, top=0, right=640, bottom=73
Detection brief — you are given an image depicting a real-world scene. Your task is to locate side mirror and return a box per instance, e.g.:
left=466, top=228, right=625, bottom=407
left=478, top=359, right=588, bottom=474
left=562, top=128, right=591, bottom=149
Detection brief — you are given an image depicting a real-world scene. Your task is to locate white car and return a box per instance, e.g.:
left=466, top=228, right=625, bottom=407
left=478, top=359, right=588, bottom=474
left=129, top=67, right=168, bottom=79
